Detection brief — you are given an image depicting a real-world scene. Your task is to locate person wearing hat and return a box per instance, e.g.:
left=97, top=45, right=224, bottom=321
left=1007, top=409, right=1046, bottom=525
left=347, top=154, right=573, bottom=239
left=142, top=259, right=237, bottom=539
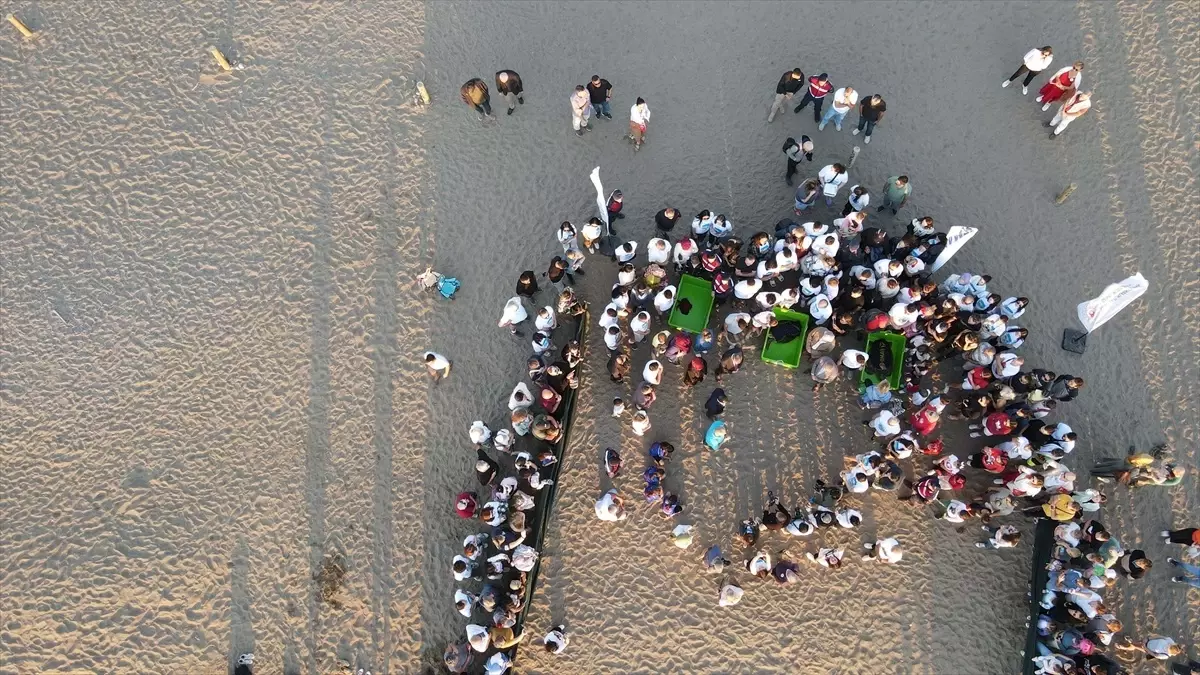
left=794, top=72, right=834, bottom=122
left=494, top=69, right=524, bottom=114
left=769, top=68, right=805, bottom=122
left=683, top=355, right=708, bottom=388
left=1002, top=46, right=1054, bottom=95
left=460, top=78, right=492, bottom=117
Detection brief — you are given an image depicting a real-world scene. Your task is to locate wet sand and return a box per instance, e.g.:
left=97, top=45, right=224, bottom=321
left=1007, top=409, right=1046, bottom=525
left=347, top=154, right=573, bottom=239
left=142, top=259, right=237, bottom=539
left=1, top=1, right=1196, bottom=673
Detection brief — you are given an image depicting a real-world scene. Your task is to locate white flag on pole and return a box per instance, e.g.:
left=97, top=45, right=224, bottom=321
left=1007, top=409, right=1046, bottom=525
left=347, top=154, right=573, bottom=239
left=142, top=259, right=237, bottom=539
left=589, top=166, right=609, bottom=229
left=1077, top=273, right=1148, bottom=333
left=930, top=225, right=978, bottom=272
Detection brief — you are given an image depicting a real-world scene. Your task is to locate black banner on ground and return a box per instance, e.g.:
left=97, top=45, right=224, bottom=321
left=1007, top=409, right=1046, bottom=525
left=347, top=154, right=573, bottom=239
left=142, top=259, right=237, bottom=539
left=1020, top=518, right=1057, bottom=675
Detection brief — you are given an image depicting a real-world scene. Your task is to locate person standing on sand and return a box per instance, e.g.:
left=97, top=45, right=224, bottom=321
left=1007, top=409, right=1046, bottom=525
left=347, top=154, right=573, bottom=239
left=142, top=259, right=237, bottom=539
left=1036, top=61, right=1083, bottom=111
left=655, top=207, right=681, bottom=240
left=570, top=85, right=592, bottom=136
left=495, top=70, right=524, bottom=115
left=628, top=98, right=651, bottom=151
left=460, top=78, right=492, bottom=117
left=818, top=163, right=849, bottom=207
left=782, top=136, right=814, bottom=186
left=1001, top=46, right=1054, bottom=95
left=877, top=175, right=911, bottom=216
left=818, top=86, right=858, bottom=132
left=768, top=68, right=805, bottom=122
left=794, top=72, right=833, bottom=122
left=423, top=351, right=451, bottom=382
left=587, top=74, right=614, bottom=120
left=1046, top=91, right=1091, bottom=139
left=852, top=94, right=886, bottom=144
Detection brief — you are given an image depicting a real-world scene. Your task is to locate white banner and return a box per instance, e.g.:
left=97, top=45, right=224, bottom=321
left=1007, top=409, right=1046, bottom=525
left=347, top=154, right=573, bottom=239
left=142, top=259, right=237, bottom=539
left=930, top=225, right=978, bottom=272
left=1077, top=273, right=1148, bottom=333
left=589, top=166, right=609, bottom=229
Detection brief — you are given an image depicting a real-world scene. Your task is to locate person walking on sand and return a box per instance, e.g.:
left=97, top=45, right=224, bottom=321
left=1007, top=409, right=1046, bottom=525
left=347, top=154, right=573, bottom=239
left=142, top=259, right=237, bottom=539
left=570, top=85, right=592, bottom=136
left=794, top=72, right=834, bottom=122
left=769, top=68, right=805, bottom=123
left=423, top=351, right=451, bottom=382
left=783, top=136, right=814, bottom=186
left=1001, top=46, right=1054, bottom=95
left=460, top=78, right=493, bottom=118
left=1046, top=91, right=1091, bottom=139
left=818, top=162, right=849, bottom=206
left=1036, top=61, right=1083, bottom=111
left=852, top=94, right=886, bottom=144
left=587, top=74, right=614, bottom=119
left=495, top=69, right=524, bottom=115
left=818, top=86, right=858, bottom=132
left=536, top=625, right=569, bottom=654
left=877, top=175, right=911, bottom=216
left=628, top=98, right=651, bottom=150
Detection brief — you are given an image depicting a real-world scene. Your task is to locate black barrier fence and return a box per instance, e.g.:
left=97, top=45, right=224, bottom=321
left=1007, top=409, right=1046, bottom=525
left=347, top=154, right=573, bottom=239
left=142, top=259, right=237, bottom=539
left=505, top=311, right=587, bottom=666
left=1020, top=518, right=1058, bottom=675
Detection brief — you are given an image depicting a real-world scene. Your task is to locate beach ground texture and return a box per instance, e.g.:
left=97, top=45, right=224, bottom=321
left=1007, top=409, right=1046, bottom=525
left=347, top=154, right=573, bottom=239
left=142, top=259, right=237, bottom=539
left=1, top=2, right=1196, bottom=674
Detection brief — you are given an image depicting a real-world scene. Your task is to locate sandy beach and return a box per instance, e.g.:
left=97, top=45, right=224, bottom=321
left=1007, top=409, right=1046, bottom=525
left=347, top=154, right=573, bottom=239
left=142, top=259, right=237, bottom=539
left=1, top=1, right=1196, bottom=674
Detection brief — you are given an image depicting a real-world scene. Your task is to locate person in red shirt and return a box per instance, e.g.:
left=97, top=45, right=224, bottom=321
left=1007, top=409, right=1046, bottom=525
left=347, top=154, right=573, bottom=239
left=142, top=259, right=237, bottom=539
left=969, top=446, right=1008, bottom=473
left=606, top=189, right=625, bottom=234
left=970, top=412, right=1017, bottom=439
left=1036, top=61, right=1083, bottom=110
left=793, top=73, right=833, bottom=123
left=910, top=404, right=941, bottom=436
left=454, top=491, right=479, bottom=518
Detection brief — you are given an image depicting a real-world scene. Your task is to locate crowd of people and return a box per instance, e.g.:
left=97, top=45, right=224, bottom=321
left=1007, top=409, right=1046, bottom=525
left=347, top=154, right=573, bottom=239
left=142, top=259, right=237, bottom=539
left=440, top=256, right=590, bottom=673
left=460, top=71, right=652, bottom=150
left=433, top=50, right=1189, bottom=674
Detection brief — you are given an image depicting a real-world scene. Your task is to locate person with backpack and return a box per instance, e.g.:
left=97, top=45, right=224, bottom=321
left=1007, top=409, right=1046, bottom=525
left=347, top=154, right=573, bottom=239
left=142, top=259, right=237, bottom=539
left=782, top=135, right=814, bottom=186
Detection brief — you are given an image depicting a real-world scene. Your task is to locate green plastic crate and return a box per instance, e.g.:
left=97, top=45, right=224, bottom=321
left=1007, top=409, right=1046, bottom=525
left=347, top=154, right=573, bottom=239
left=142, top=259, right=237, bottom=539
left=860, top=331, right=907, bottom=391
left=760, top=307, right=810, bottom=368
left=668, top=274, right=715, bottom=334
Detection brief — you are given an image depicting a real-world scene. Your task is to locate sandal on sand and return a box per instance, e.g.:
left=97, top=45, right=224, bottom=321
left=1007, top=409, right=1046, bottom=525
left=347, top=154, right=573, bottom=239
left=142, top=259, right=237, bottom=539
left=237, top=654, right=254, bottom=666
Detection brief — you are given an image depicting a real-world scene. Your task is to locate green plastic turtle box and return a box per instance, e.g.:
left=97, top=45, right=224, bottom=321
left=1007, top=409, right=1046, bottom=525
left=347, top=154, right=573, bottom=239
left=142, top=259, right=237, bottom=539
left=760, top=307, right=810, bottom=368
left=860, top=331, right=906, bottom=391
left=668, top=274, right=715, bottom=334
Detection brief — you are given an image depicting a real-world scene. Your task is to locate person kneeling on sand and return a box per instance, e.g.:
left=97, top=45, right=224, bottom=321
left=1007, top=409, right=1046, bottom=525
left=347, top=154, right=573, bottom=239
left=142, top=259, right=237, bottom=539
left=595, top=488, right=627, bottom=522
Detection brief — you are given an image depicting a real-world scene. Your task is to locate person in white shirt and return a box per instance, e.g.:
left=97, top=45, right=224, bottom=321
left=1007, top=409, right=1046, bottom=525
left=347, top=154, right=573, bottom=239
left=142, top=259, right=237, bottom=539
left=594, top=488, right=627, bottom=521
left=867, top=409, right=900, bottom=439
left=672, top=237, right=698, bottom=268
left=1002, top=46, right=1054, bottom=95
left=844, top=185, right=870, bottom=214
left=723, top=312, right=751, bottom=342
left=603, top=325, right=622, bottom=352
left=835, top=507, right=862, bottom=529
left=647, top=237, right=671, bottom=264
left=631, top=409, right=652, bottom=436
left=628, top=97, right=651, bottom=150
left=534, top=306, right=557, bottom=333
left=642, top=359, right=663, bottom=385
left=653, top=286, right=676, bottom=314
left=863, top=537, right=903, bottom=563
left=809, top=295, right=833, bottom=324
left=537, top=625, right=569, bottom=654
left=498, top=296, right=528, bottom=336
left=570, top=85, right=592, bottom=136
left=1048, top=91, right=1091, bottom=138
left=629, top=311, right=652, bottom=344
left=840, top=349, right=867, bottom=370
left=818, top=86, right=858, bottom=131
left=423, top=351, right=451, bottom=381
left=734, top=278, right=763, bottom=302
left=598, top=304, right=621, bottom=330
left=817, top=163, right=848, bottom=206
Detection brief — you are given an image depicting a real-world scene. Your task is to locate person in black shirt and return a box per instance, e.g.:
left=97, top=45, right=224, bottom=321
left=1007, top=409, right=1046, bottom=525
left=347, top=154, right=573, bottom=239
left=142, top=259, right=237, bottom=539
left=853, top=94, right=887, bottom=144
left=768, top=68, right=804, bottom=123
left=655, top=207, right=680, bottom=240
left=587, top=75, right=613, bottom=119
left=495, top=70, right=524, bottom=115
